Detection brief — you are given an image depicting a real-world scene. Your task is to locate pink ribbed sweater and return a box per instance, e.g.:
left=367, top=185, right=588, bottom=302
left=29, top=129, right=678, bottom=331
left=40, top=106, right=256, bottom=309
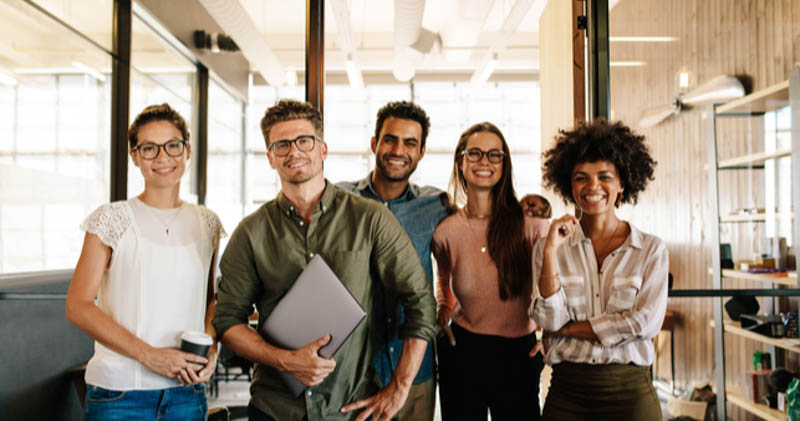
left=432, top=209, right=549, bottom=338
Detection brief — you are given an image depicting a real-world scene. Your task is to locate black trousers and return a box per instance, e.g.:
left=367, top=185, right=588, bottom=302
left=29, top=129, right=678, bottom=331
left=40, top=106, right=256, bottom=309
left=437, top=323, right=544, bottom=421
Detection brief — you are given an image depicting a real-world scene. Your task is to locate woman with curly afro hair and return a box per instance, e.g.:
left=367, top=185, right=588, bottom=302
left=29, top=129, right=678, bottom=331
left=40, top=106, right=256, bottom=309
left=530, top=119, right=669, bottom=421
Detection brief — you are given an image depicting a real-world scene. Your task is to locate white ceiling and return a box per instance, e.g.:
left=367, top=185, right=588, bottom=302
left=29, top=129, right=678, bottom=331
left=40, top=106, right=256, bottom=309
left=239, top=0, right=545, bottom=73
left=0, top=0, right=546, bottom=85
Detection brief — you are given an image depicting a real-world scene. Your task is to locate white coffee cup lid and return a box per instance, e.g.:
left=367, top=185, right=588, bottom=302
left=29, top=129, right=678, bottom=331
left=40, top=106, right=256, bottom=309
left=181, top=330, right=213, bottom=345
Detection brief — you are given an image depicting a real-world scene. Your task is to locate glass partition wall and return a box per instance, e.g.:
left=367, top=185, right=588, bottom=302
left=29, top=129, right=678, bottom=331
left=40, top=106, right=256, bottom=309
left=0, top=0, right=545, bottom=278
left=0, top=0, right=112, bottom=273
left=128, top=13, right=197, bottom=202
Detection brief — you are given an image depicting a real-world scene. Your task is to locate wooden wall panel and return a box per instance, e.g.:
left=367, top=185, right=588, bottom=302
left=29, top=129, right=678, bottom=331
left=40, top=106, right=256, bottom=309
left=539, top=0, right=574, bottom=153
left=603, top=1, right=799, bottom=419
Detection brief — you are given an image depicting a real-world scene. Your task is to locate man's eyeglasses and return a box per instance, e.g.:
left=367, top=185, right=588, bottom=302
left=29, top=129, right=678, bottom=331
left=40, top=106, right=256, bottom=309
left=268, top=135, right=319, bottom=157
left=132, top=139, right=188, bottom=160
left=461, top=147, right=505, bottom=164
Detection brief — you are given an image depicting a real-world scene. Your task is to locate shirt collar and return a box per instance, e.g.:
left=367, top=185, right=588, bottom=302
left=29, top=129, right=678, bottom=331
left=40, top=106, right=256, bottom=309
left=356, top=171, right=418, bottom=202
left=568, top=219, right=643, bottom=250
left=276, top=179, right=337, bottom=216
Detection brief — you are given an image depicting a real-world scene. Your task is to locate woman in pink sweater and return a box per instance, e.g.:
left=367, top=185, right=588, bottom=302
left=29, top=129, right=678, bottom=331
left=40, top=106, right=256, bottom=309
left=432, top=122, right=549, bottom=421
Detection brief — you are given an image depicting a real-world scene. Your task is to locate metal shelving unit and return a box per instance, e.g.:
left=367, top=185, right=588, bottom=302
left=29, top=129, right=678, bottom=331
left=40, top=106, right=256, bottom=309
left=709, top=69, right=800, bottom=421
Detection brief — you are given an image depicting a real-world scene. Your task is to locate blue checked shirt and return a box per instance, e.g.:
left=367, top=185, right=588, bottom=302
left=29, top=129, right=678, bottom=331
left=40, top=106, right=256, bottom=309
left=337, top=173, right=451, bottom=386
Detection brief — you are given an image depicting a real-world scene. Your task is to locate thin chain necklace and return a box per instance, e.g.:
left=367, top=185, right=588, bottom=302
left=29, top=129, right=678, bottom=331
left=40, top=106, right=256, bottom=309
left=594, top=217, right=621, bottom=257
left=463, top=207, right=488, bottom=253
left=139, top=196, right=185, bottom=235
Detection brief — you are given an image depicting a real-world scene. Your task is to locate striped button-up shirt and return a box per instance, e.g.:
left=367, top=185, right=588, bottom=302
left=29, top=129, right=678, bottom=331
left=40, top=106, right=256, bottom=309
left=531, top=222, right=668, bottom=366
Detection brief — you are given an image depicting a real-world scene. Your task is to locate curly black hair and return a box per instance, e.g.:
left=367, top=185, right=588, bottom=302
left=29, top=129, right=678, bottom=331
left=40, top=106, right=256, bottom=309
left=542, top=119, right=656, bottom=206
left=374, top=101, right=431, bottom=149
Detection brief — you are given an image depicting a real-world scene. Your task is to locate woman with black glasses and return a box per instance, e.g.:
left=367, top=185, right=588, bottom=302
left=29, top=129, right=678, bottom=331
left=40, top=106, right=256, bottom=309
left=66, top=104, right=224, bottom=421
left=432, top=122, right=549, bottom=421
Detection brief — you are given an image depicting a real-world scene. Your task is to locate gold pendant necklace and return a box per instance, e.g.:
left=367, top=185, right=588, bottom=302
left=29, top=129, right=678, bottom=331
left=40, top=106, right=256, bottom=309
left=463, top=208, right=488, bottom=253
left=139, top=197, right=185, bottom=235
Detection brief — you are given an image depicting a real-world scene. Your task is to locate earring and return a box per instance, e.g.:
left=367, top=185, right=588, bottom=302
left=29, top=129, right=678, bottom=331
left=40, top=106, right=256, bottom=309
left=575, top=205, right=583, bottom=219
left=615, top=193, right=622, bottom=208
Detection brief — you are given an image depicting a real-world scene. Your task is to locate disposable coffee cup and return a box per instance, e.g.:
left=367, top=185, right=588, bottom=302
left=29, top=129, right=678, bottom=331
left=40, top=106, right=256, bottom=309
left=180, top=331, right=213, bottom=357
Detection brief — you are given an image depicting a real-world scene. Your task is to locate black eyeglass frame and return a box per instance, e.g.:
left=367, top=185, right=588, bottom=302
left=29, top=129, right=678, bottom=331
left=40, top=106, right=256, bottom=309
left=267, top=134, right=321, bottom=157
left=131, top=139, right=188, bottom=160
left=461, top=147, right=506, bottom=164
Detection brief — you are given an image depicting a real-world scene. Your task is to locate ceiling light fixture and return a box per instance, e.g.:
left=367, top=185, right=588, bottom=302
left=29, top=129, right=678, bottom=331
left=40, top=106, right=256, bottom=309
left=468, top=0, right=536, bottom=87
left=609, top=36, right=678, bottom=43
left=609, top=61, right=647, bottom=67
left=197, top=0, right=285, bottom=86
left=471, top=53, right=498, bottom=87
left=72, top=61, right=106, bottom=82
left=330, top=0, right=364, bottom=88
left=345, top=55, right=364, bottom=89
left=679, top=71, right=690, bottom=88
left=285, top=69, right=298, bottom=86
left=0, top=70, right=17, bottom=87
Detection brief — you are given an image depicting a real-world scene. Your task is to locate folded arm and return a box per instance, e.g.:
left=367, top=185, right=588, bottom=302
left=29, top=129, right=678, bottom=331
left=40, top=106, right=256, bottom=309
left=588, top=241, right=669, bottom=347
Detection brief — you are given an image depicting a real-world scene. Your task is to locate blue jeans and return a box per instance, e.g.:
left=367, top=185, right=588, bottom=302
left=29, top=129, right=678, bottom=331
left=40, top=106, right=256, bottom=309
left=83, top=384, right=208, bottom=421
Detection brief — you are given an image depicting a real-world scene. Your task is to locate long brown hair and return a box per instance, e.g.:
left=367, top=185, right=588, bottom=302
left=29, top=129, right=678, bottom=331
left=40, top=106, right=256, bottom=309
left=449, top=122, right=531, bottom=300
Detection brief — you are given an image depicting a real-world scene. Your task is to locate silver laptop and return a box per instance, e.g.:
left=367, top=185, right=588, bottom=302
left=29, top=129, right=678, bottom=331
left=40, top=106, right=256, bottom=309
left=260, top=254, right=366, bottom=396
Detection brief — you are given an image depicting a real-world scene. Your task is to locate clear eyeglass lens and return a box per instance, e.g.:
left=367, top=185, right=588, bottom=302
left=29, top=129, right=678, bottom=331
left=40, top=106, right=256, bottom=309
left=487, top=151, right=504, bottom=163
left=165, top=141, right=184, bottom=156
left=296, top=136, right=314, bottom=151
left=272, top=142, right=291, bottom=156
left=466, top=150, right=483, bottom=161
left=140, top=145, right=157, bottom=158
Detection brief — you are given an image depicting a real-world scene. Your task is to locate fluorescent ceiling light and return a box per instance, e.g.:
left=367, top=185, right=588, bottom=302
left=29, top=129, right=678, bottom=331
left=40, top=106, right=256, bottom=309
left=285, top=70, right=298, bottom=86
left=471, top=53, right=498, bottom=87
left=345, top=55, right=364, bottom=89
left=0, top=71, right=17, bottom=87
left=72, top=61, right=106, bottom=82
left=331, top=0, right=364, bottom=88
left=468, top=0, right=535, bottom=87
left=610, top=61, right=647, bottom=67
left=609, top=36, right=678, bottom=42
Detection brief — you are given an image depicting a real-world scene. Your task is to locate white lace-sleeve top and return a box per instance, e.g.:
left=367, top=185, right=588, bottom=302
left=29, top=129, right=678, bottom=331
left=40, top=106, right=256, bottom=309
left=79, top=197, right=224, bottom=390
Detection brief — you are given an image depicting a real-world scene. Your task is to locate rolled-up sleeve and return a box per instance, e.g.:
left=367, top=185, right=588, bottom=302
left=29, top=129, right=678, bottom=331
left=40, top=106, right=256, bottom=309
left=213, top=224, right=260, bottom=340
left=371, top=206, right=437, bottom=343
left=588, top=239, right=669, bottom=348
left=530, top=239, right=571, bottom=332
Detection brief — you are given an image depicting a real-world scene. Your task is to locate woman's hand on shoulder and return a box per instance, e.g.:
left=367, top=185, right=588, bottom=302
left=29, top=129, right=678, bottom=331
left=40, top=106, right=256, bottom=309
left=545, top=214, right=579, bottom=252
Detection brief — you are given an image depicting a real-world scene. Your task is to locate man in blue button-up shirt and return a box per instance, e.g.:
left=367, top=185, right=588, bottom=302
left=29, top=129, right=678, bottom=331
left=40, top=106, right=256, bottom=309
left=338, top=101, right=450, bottom=421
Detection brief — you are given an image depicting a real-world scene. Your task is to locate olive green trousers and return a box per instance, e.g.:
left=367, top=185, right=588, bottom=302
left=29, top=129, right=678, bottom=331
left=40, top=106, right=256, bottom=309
left=542, top=362, right=662, bottom=421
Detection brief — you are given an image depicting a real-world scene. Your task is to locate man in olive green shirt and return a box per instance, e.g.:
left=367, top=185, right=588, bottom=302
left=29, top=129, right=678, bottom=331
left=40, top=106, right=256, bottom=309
left=213, top=99, right=437, bottom=421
